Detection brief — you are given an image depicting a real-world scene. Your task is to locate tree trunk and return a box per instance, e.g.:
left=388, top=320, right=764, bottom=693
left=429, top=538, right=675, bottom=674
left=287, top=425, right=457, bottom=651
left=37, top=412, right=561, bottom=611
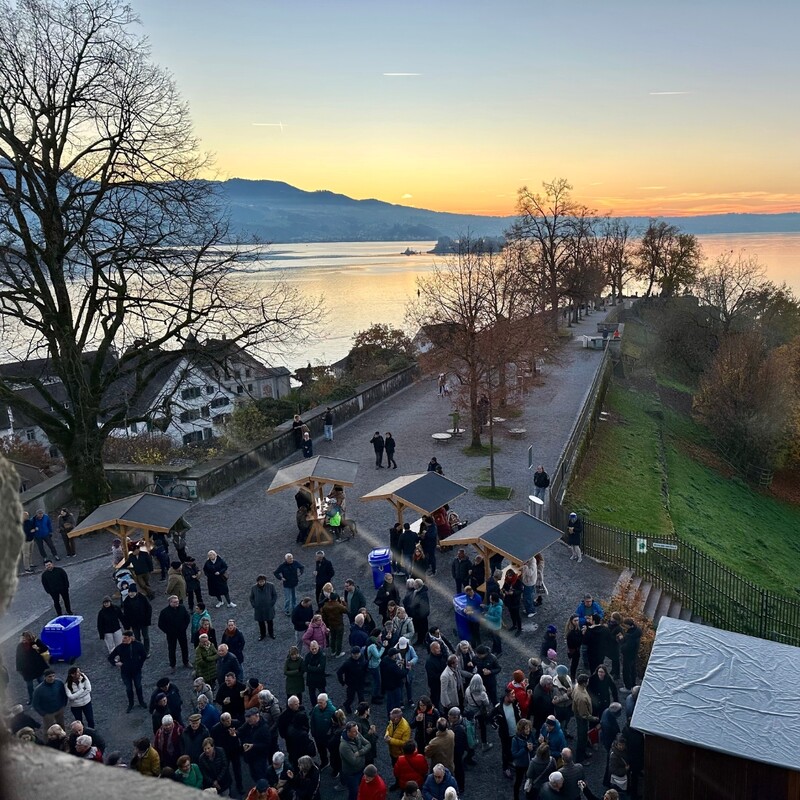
left=58, top=427, right=111, bottom=514
left=469, top=377, right=481, bottom=449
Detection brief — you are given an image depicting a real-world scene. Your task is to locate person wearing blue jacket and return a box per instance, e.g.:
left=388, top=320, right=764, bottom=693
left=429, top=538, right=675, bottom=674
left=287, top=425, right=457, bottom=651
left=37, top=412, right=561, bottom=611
left=481, top=593, right=504, bottom=655
left=32, top=509, right=59, bottom=561
left=511, top=718, right=537, bottom=800
left=539, top=715, right=567, bottom=759
left=575, top=594, right=604, bottom=626
left=422, top=763, right=458, bottom=800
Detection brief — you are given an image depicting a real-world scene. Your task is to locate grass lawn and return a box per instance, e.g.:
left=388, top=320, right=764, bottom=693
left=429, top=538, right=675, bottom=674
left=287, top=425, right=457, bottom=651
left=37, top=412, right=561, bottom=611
left=566, top=383, right=672, bottom=534
left=568, top=378, right=800, bottom=597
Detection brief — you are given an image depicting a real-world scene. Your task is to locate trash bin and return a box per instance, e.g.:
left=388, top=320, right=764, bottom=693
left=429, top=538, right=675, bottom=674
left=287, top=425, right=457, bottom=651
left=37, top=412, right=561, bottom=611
left=453, top=594, right=473, bottom=642
left=368, top=548, right=392, bottom=589
left=40, top=615, right=83, bottom=663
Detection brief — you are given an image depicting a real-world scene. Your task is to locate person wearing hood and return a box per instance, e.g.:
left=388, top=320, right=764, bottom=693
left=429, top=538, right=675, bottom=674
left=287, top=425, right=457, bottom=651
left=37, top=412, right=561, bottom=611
left=539, top=715, right=567, bottom=759
left=166, top=561, right=187, bottom=602
left=464, top=674, right=493, bottom=751
left=552, top=665, right=574, bottom=730
left=421, top=763, right=458, bottom=800
left=540, top=624, right=559, bottom=660
left=566, top=512, right=583, bottom=562
left=97, top=596, right=125, bottom=653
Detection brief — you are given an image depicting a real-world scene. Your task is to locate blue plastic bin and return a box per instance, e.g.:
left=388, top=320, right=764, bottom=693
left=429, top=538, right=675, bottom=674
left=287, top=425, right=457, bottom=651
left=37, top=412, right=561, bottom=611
left=40, top=615, right=83, bottom=663
left=368, top=548, right=392, bottom=589
left=453, top=594, right=473, bottom=642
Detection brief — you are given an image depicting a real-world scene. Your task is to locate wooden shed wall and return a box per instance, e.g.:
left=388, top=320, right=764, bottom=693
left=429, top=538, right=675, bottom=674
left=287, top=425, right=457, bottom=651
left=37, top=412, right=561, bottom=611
left=644, top=736, right=800, bottom=800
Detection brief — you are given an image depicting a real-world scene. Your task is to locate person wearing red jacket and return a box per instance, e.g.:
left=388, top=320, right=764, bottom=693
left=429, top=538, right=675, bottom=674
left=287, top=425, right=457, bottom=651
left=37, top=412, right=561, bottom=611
left=358, top=764, right=387, bottom=800
left=393, top=740, right=429, bottom=792
left=507, top=670, right=530, bottom=718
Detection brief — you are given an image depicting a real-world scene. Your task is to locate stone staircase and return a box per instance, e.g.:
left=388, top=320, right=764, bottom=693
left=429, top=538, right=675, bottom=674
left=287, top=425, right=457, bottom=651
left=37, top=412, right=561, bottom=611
left=613, top=568, right=703, bottom=626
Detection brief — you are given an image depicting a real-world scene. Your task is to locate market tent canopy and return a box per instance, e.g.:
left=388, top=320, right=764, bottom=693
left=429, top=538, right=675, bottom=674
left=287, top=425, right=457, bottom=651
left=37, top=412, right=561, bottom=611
left=267, top=456, right=360, bottom=494
left=68, top=492, right=192, bottom=558
left=444, top=511, right=562, bottom=564
left=360, top=472, right=468, bottom=518
left=631, top=617, right=800, bottom=772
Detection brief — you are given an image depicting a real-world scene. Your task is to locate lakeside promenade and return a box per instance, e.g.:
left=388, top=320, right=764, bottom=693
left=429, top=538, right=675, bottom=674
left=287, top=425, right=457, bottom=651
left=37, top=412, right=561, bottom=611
left=2, top=308, right=620, bottom=794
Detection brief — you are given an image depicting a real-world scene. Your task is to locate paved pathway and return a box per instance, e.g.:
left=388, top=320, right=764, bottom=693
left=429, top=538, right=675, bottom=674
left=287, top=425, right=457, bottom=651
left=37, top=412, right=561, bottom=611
left=2, top=308, right=621, bottom=795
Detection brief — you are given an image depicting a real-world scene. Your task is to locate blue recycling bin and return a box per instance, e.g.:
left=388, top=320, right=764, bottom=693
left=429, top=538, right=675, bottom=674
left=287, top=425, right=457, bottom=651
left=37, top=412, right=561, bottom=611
left=368, top=548, right=392, bottom=589
left=40, top=615, right=83, bottom=663
left=453, top=594, right=473, bottom=642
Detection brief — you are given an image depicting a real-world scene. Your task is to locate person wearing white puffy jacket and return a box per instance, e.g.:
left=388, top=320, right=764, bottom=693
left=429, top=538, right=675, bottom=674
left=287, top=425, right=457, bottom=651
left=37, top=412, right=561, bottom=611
left=65, top=665, right=94, bottom=727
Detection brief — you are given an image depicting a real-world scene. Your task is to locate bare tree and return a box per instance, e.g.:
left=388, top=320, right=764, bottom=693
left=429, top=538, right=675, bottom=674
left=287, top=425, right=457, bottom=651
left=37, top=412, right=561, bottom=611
left=0, top=0, right=318, bottom=510
left=407, top=237, right=549, bottom=450
left=513, top=178, right=594, bottom=327
left=695, top=251, right=769, bottom=334
left=635, top=219, right=703, bottom=298
left=597, top=217, right=636, bottom=303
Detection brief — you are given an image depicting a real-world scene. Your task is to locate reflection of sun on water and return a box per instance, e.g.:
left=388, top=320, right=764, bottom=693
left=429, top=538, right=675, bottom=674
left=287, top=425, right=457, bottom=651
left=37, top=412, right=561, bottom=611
left=245, top=235, right=800, bottom=371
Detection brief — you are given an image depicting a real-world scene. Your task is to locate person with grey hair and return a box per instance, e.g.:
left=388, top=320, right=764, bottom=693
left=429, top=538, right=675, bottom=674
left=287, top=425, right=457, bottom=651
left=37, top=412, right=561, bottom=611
left=153, top=712, right=184, bottom=769
left=447, top=707, right=468, bottom=793
left=421, top=762, right=458, bottom=800
left=204, top=549, right=235, bottom=608
left=265, top=750, right=294, bottom=798
left=210, top=711, right=244, bottom=797
left=293, top=755, right=321, bottom=800
left=74, top=733, right=103, bottom=761
left=538, top=770, right=565, bottom=799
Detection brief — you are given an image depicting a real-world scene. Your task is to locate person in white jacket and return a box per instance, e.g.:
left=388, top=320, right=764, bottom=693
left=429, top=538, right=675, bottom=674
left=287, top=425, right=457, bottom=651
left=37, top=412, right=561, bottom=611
left=65, top=666, right=94, bottom=728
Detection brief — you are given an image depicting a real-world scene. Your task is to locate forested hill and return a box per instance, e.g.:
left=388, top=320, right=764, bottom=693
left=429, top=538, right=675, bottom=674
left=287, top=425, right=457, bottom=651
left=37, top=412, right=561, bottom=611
left=217, top=178, right=800, bottom=242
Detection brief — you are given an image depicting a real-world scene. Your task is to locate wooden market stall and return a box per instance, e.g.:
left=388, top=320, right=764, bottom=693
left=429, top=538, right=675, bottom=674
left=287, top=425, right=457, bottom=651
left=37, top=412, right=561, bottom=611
left=267, top=456, right=359, bottom=547
left=441, top=510, right=562, bottom=588
left=68, top=492, right=192, bottom=559
left=360, top=471, right=468, bottom=526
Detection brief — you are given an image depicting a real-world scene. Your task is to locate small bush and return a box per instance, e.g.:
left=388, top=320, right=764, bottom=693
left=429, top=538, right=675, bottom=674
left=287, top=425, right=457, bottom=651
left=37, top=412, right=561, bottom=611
left=103, top=433, right=192, bottom=465
left=0, top=435, right=59, bottom=472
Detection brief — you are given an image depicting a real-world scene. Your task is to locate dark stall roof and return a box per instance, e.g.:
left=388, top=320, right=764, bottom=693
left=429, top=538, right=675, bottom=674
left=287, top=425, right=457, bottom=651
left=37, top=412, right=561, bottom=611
left=360, top=472, right=468, bottom=515
left=444, top=511, right=562, bottom=563
left=69, top=493, right=192, bottom=537
left=631, top=617, right=800, bottom=772
left=267, top=456, right=360, bottom=494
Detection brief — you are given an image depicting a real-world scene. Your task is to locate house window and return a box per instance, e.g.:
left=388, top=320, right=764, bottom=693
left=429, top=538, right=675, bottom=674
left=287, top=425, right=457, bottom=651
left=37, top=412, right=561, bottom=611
left=201, top=405, right=210, bottom=418
left=203, top=428, right=213, bottom=441
left=26, top=429, right=35, bottom=441
left=245, top=368, right=252, bottom=378
left=130, top=422, right=138, bottom=434
left=237, top=385, right=244, bottom=394
left=179, top=409, right=201, bottom=424
left=247, top=383, right=253, bottom=392
left=210, top=397, right=229, bottom=409
left=262, top=385, right=273, bottom=399
left=180, top=386, right=202, bottom=401
left=234, top=370, right=241, bottom=380
left=206, top=385, right=214, bottom=395
left=182, top=430, right=203, bottom=445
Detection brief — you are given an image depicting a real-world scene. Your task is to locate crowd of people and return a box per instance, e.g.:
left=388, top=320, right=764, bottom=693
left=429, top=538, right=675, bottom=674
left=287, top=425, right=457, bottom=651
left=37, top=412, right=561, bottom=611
left=7, top=511, right=643, bottom=800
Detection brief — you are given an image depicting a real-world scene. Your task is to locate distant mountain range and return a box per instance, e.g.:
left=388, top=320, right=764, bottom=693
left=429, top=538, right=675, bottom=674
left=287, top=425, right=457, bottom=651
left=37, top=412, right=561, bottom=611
left=218, top=178, right=800, bottom=242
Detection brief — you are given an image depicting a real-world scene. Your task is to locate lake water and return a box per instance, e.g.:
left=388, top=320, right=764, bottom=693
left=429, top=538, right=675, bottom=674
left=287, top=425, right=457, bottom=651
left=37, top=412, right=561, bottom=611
left=249, top=234, right=800, bottom=371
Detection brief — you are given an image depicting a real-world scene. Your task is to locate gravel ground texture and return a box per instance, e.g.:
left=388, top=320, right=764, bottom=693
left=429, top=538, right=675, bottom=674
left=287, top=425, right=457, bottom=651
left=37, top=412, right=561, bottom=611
left=2, top=309, right=629, bottom=798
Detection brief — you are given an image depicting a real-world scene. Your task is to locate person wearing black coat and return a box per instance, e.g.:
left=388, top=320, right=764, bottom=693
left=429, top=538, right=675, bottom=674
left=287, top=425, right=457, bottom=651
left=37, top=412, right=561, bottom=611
left=215, top=674, right=247, bottom=720
left=211, top=715, right=245, bottom=796
left=408, top=582, right=430, bottom=646
left=107, top=631, right=147, bottom=712
left=472, top=646, right=501, bottom=705
left=583, top=615, right=608, bottom=674
left=204, top=551, right=234, bottom=607
left=250, top=575, right=279, bottom=640
left=198, top=741, right=232, bottom=793
left=379, top=649, right=406, bottom=715
left=336, top=648, right=368, bottom=713
left=313, top=552, right=335, bottom=604
left=96, top=596, right=125, bottom=653
left=491, top=690, right=521, bottom=774
left=451, top=551, right=472, bottom=594
left=397, top=524, right=418, bottom=576
left=122, top=585, right=152, bottom=656
left=424, top=643, right=450, bottom=710
left=369, top=432, right=385, bottom=468
left=150, top=677, right=184, bottom=724
left=157, top=596, right=191, bottom=669
left=127, top=545, right=156, bottom=599
left=343, top=580, right=367, bottom=623
left=620, top=619, right=642, bottom=690
left=266, top=755, right=296, bottom=800
left=182, top=558, right=204, bottom=609
left=384, top=432, right=397, bottom=469
left=182, top=715, right=211, bottom=764
left=40, top=561, right=72, bottom=615
left=15, top=632, right=49, bottom=704
left=374, top=575, right=400, bottom=623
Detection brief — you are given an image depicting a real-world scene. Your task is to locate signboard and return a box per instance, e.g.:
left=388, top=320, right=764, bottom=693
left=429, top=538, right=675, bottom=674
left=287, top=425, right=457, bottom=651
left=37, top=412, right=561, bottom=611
left=636, top=538, right=647, bottom=554
left=653, top=542, right=678, bottom=551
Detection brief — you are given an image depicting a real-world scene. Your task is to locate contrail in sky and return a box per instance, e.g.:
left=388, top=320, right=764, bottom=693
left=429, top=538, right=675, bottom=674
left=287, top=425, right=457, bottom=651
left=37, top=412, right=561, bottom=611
left=383, top=72, right=421, bottom=76
left=252, top=122, right=285, bottom=131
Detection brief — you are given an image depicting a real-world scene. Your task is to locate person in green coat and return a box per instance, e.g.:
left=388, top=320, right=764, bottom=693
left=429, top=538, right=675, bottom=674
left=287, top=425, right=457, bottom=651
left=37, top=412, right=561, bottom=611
left=284, top=645, right=305, bottom=700
left=194, top=635, right=218, bottom=687
left=176, top=754, right=203, bottom=788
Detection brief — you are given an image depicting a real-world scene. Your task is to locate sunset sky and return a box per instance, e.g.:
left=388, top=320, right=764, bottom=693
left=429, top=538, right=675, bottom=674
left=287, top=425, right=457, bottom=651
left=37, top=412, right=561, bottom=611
left=130, top=0, right=800, bottom=217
